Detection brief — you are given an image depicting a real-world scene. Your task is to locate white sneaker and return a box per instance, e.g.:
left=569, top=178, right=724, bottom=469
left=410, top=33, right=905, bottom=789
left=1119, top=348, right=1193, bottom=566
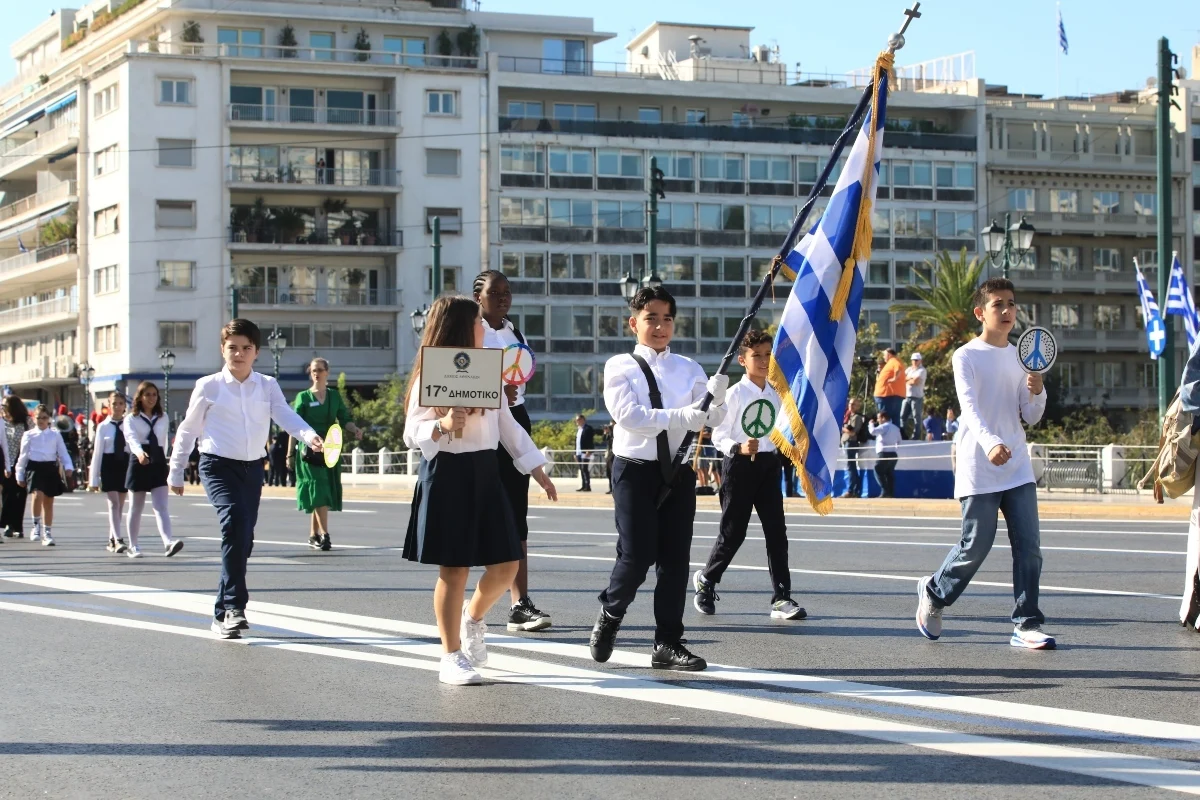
left=916, top=576, right=942, bottom=640
left=127, top=546, right=143, bottom=559
left=1010, top=626, right=1056, bottom=650
left=460, top=600, right=488, bottom=667
left=30, top=529, right=40, bottom=542
left=164, top=539, right=184, bottom=557
left=770, top=598, right=807, bottom=620
left=41, top=533, right=54, bottom=547
left=439, top=650, right=482, bottom=685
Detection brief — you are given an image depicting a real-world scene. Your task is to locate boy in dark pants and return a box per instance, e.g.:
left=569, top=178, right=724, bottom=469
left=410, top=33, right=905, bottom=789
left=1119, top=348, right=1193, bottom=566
left=590, top=287, right=728, bottom=671
left=693, top=330, right=805, bottom=621
left=169, top=319, right=323, bottom=639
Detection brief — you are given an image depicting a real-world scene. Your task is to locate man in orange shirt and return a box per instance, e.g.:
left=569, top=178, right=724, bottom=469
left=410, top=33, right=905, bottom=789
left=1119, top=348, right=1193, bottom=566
left=872, top=348, right=905, bottom=428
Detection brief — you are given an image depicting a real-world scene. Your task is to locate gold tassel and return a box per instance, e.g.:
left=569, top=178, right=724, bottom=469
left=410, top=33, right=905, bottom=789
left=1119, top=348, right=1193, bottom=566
left=766, top=359, right=834, bottom=516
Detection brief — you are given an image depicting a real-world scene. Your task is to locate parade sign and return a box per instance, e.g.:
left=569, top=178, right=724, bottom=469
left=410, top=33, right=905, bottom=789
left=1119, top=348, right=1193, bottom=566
left=323, top=423, right=343, bottom=470
left=741, top=398, right=776, bottom=462
left=419, top=346, right=503, bottom=409
left=501, top=342, right=537, bottom=386
left=1016, top=326, right=1058, bottom=374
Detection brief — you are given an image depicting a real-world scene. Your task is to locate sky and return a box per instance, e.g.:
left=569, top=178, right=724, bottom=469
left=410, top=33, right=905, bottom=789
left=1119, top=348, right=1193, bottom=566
left=1, top=0, right=1196, bottom=96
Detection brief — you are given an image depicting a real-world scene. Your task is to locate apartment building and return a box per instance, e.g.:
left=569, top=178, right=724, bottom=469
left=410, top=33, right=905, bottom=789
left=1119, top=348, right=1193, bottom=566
left=0, top=0, right=1194, bottom=417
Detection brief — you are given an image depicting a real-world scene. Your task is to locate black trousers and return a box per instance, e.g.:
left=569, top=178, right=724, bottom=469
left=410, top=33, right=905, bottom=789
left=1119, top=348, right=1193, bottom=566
left=496, top=404, right=532, bottom=542
left=875, top=451, right=897, bottom=498
left=0, top=472, right=27, bottom=533
left=703, top=452, right=791, bottom=601
left=268, top=453, right=288, bottom=486
left=600, top=457, right=697, bottom=644
left=577, top=454, right=592, bottom=489
left=200, top=454, right=263, bottom=619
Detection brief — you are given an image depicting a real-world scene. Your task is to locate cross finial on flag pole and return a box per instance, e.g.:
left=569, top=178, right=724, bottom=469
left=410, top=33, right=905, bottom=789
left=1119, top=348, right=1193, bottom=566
left=889, top=2, right=922, bottom=52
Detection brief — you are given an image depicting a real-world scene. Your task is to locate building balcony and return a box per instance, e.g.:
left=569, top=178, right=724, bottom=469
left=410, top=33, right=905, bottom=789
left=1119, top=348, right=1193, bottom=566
left=1014, top=268, right=1137, bottom=295
left=0, top=295, right=77, bottom=335
left=0, top=240, right=77, bottom=288
left=227, top=104, right=400, bottom=131
left=225, top=166, right=400, bottom=193
left=498, top=116, right=976, bottom=152
left=130, top=40, right=481, bottom=72
left=1027, top=211, right=1180, bottom=237
left=235, top=287, right=401, bottom=309
left=0, top=124, right=78, bottom=181
left=0, top=354, right=79, bottom=387
left=0, top=181, right=76, bottom=232
left=228, top=226, right=402, bottom=251
left=987, top=146, right=1181, bottom=173
left=1054, top=328, right=1147, bottom=353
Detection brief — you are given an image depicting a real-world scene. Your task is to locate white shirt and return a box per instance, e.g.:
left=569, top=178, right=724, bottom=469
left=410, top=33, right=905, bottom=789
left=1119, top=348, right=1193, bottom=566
left=169, top=368, right=318, bottom=486
left=16, top=426, right=73, bottom=481
left=868, top=420, right=902, bottom=453
left=88, top=417, right=129, bottom=486
left=711, top=378, right=779, bottom=456
left=603, top=344, right=727, bottom=461
left=952, top=338, right=1046, bottom=498
left=402, top=372, right=545, bottom=474
left=123, top=412, right=169, bottom=459
left=483, top=318, right=527, bottom=407
left=905, top=365, right=927, bottom=398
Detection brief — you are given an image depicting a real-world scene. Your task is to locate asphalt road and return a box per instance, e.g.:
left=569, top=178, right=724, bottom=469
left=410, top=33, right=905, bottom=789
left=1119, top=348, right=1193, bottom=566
left=1, top=490, right=1199, bottom=799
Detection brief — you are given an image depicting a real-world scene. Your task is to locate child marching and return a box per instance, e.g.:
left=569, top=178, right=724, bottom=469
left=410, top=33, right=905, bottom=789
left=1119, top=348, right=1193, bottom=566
left=402, top=295, right=558, bottom=685
left=124, top=382, right=183, bottom=558
left=693, top=330, right=805, bottom=621
left=169, top=319, right=324, bottom=639
left=16, top=404, right=72, bottom=546
left=590, top=286, right=728, bottom=671
left=89, top=391, right=131, bottom=554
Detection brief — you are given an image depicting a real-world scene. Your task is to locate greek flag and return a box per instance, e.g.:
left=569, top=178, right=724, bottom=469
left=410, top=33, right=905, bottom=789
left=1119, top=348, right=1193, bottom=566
left=1165, top=253, right=1199, bottom=348
left=1057, top=9, right=1068, bottom=55
left=1134, top=259, right=1166, bottom=359
left=17, top=237, right=27, bottom=254
left=768, top=59, right=887, bottom=515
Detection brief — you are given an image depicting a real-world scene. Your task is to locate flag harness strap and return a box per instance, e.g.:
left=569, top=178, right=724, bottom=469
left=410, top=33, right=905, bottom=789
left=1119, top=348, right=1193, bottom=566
left=630, top=354, right=676, bottom=488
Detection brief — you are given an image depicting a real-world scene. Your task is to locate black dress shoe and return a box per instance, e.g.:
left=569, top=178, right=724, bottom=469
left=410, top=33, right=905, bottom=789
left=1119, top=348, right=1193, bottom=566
left=589, top=608, right=622, bottom=662
left=320, top=533, right=332, bottom=551
left=651, top=640, right=707, bottom=671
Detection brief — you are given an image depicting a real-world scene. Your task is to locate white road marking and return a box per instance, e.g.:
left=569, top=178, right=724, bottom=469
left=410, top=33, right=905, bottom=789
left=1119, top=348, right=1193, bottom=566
left=3, top=585, right=1200, bottom=793
left=691, top=520, right=1189, bottom=537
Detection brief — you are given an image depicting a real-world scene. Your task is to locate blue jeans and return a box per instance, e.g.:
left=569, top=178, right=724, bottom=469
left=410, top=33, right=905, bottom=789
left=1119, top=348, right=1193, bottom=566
left=926, top=482, right=1045, bottom=629
left=200, top=454, right=264, bottom=620
left=842, top=445, right=863, bottom=497
left=900, top=397, right=924, bottom=439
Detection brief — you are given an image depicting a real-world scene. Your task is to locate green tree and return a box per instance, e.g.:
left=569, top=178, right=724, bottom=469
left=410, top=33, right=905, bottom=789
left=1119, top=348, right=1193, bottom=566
left=349, top=374, right=408, bottom=452
left=888, top=247, right=983, bottom=355
left=530, top=408, right=596, bottom=450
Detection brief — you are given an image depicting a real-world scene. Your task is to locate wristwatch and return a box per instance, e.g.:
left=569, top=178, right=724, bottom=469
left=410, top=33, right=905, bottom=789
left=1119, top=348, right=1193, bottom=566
left=434, top=420, right=446, bottom=438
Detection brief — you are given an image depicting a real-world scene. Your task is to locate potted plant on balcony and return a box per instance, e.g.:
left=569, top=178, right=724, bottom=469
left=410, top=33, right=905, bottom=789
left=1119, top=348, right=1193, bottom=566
left=230, top=206, right=251, bottom=242
left=248, top=197, right=269, bottom=243
left=279, top=22, right=298, bottom=57
left=336, top=220, right=358, bottom=246
left=436, top=30, right=453, bottom=67
left=455, top=24, right=479, bottom=64
left=181, top=20, right=203, bottom=54
left=319, top=198, right=348, bottom=245
left=272, top=207, right=306, bottom=244
left=354, top=28, right=371, bottom=62
left=38, top=210, right=76, bottom=248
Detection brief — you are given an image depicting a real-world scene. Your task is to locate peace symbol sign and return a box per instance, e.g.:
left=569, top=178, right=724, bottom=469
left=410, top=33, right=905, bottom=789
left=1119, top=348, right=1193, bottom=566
left=501, top=343, right=536, bottom=386
left=741, top=399, right=776, bottom=438
left=1016, top=326, right=1058, bottom=375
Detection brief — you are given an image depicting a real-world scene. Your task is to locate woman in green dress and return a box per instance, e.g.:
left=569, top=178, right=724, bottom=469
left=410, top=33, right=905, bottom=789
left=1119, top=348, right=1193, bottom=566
left=288, top=358, right=362, bottom=551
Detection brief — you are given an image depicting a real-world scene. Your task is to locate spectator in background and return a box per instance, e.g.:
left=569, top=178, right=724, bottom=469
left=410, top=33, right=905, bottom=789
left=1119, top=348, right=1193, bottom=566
left=945, top=407, right=959, bottom=441
left=901, top=353, right=927, bottom=439
left=574, top=414, right=596, bottom=492
left=923, top=409, right=944, bottom=442
left=840, top=397, right=869, bottom=499
left=868, top=410, right=901, bottom=498
left=873, top=349, right=905, bottom=430
left=602, top=423, right=615, bottom=495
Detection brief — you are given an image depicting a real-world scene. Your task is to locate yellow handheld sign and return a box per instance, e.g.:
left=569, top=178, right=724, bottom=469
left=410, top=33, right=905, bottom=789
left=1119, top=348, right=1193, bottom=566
left=323, top=423, right=344, bottom=470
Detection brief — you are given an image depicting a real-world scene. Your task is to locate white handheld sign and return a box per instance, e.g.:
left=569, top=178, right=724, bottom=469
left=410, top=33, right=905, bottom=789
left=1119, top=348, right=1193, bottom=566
left=419, top=346, right=503, bottom=409
left=1016, top=326, right=1058, bottom=374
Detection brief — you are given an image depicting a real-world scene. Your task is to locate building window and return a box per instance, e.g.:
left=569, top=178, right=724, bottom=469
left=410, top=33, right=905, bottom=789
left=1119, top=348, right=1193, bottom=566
left=1134, top=192, right=1156, bottom=216
left=382, top=36, right=427, bottom=66
left=597, top=149, right=643, bottom=177
left=748, top=205, right=793, bottom=234
left=158, top=78, right=192, bottom=105
left=499, top=198, right=546, bottom=227
left=650, top=151, right=694, bottom=179
left=158, top=260, right=195, bottom=289
left=1093, top=191, right=1120, bottom=215
left=1093, top=305, right=1123, bottom=330
left=597, top=201, right=643, bottom=229
left=731, top=111, right=751, bottom=128
left=1018, top=303, right=1038, bottom=325
left=550, top=254, right=593, bottom=282
left=501, top=252, right=546, bottom=279
left=698, top=203, right=745, bottom=231
left=93, top=84, right=118, bottom=118
left=638, top=107, right=661, bottom=123
left=935, top=210, right=974, bottom=240
left=552, top=103, right=596, bottom=121
left=1050, top=189, right=1078, bottom=213
left=661, top=202, right=697, bottom=231
left=548, top=147, right=593, bottom=175
left=1059, top=361, right=1079, bottom=391
left=1007, top=188, right=1036, bottom=212
left=1050, top=247, right=1079, bottom=272
left=425, top=267, right=460, bottom=293
left=597, top=253, right=645, bottom=281
left=216, top=28, right=264, bottom=58
left=500, top=145, right=543, bottom=174
left=506, top=100, right=543, bottom=119
left=94, top=205, right=119, bottom=237
left=1050, top=304, right=1081, bottom=328
left=425, top=207, right=462, bottom=234
left=94, top=324, right=119, bottom=353
left=749, top=156, right=791, bottom=182
left=93, top=265, right=119, bottom=295
left=1136, top=249, right=1158, bottom=269
left=1098, top=362, right=1123, bottom=389
left=155, top=200, right=196, bottom=229
left=796, top=157, right=818, bottom=184
left=157, top=138, right=194, bottom=168
left=1093, top=247, right=1122, bottom=272
left=548, top=199, right=593, bottom=227
left=94, top=144, right=119, bottom=176
left=1138, top=362, right=1158, bottom=389
left=550, top=305, right=594, bottom=338
left=310, top=32, right=334, bottom=60
left=541, top=38, right=586, bottom=74
left=701, top=257, right=746, bottom=284
left=158, top=321, right=194, bottom=349
left=426, top=91, right=457, bottom=116
left=700, top=153, right=744, bottom=181
left=685, top=108, right=707, bottom=125
left=424, top=148, right=460, bottom=176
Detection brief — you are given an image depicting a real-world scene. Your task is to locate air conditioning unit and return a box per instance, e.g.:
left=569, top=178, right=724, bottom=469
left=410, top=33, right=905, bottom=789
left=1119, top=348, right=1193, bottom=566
left=753, top=45, right=771, bottom=63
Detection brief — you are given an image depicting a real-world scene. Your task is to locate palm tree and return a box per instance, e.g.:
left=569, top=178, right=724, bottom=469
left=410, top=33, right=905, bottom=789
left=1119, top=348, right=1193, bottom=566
left=889, top=247, right=984, bottom=353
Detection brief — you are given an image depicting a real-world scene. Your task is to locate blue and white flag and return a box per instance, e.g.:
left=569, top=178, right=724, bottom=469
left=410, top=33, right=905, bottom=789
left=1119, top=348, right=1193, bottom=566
left=17, top=237, right=27, bottom=254
left=768, top=57, right=887, bottom=515
left=1165, top=252, right=1199, bottom=348
left=1134, top=259, right=1166, bottom=359
left=1057, top=8, right=1068, bottom=55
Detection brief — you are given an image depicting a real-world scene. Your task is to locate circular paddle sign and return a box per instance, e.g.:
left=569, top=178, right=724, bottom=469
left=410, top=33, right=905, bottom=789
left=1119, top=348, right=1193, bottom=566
left=501, top=342, right=536, bottom=386
left=741, top=399, right=776, bottom=439
left=323, top=423, right=344, bottom=470
left=1016, top=326, right=1058, bottom=374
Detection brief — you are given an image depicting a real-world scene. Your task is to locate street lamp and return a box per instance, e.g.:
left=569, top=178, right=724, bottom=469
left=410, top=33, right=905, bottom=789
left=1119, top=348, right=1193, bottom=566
left=267, top=326, right=287, bottom=379
left=78, top=362, right=95, bottom=441
left=159, top=350, right=175, bottom=418
left=980, top=212, right=1036, bottom=280
left=410, top=305, right=427, bottom=335
left=617, top=271, right=663, bottom=303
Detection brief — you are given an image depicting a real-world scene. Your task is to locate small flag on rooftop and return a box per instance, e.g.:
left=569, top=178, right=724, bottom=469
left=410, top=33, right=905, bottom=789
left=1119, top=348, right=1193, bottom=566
left=1057, top=8, right=1068, bottom=55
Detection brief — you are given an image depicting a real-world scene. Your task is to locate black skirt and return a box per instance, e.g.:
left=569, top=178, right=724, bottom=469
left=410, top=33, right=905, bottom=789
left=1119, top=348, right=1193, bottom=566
left=26, top=460, right=66, bottom=498
left=100, top=453, right=129, bottom=493
left=126, top=447, right=168, bottom=492
left=403, top=449, right=522, bottom=567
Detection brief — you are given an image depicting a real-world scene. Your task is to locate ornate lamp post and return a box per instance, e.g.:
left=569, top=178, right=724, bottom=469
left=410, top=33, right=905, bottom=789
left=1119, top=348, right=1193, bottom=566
left=159, top=351, right=175, bottom=418
left=78, top=362, right=95, bottom=440
left=410, top=305, right=427, bottom=335
left=267, top=326, right=288, bottom=379
left=980, top=213, right=1036, bottom=280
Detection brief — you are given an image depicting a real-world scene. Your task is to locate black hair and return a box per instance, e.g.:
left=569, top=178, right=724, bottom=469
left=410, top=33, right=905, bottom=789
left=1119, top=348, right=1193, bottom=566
left=629, top=286, right=676, bottom=317
left=878, top=410, right=891, bottom=421
left=472, top=270, right=509, bottom=297
left=221, top=318, right=261, bottom=349
left=741, top=330, right=772, bottom=352
left=973, top=277, right=1015, bottom=309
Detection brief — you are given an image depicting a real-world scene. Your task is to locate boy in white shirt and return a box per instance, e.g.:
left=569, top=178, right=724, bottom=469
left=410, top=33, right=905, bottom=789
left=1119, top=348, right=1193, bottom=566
left=868, top=411, right=901, bottom=498
left=169, top=319, right=323, bottom=639
left=916, top=278, right=1054, bottom=649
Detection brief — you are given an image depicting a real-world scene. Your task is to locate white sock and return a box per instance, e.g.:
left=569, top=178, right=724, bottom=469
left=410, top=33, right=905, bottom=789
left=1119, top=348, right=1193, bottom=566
left=32, top=517, right=42, bottom=531
left=43, top=526, right=51, bottom=537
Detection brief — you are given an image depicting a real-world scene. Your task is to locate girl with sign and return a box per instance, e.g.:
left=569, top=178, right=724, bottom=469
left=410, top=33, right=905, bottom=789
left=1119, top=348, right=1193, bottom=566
left=473, top=270, right=552, bottom=633
left=89, top=391, right=131, bottom=554
left=403, top=295, right=558, bottom=686
left=288, top=358, right=362, bottom=552
left=694, top=330, right=805, bottom=621
left=123, top=382, right=183, bottom=558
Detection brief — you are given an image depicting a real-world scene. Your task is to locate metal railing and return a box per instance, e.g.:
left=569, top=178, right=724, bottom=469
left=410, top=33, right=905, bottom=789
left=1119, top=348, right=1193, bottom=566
left=226, top=165, right=399, bottom=188
left=0, top=240, right=75, bottom=277
left=229, top=225, right=402, bottom=247
left=228, top=104, right=400, bottom=128
left=0, top=295, right=77, bottom=332
left=235, top=286, right=399, bottom=307
left=132, top=40, right=482, bottom=70
left=0, top=181, right=75, bottom=225
left=0, top=123, right=78, bottom=162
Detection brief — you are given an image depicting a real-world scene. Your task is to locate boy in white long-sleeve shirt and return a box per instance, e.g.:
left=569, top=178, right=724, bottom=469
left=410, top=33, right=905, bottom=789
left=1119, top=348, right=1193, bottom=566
left=916, top=278, right=1054, bottom=650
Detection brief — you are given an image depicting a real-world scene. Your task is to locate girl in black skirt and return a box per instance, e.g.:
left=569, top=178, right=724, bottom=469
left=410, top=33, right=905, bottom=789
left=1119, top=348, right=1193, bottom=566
left=88, top=391, right=130, bottom=554
left=16, top=404, right=73, bottom=546
left=402, top=295, right=558, bottom=686
left=123, top=381, right=182, bottom=559
left=0, top=396, right=29, bottom=538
